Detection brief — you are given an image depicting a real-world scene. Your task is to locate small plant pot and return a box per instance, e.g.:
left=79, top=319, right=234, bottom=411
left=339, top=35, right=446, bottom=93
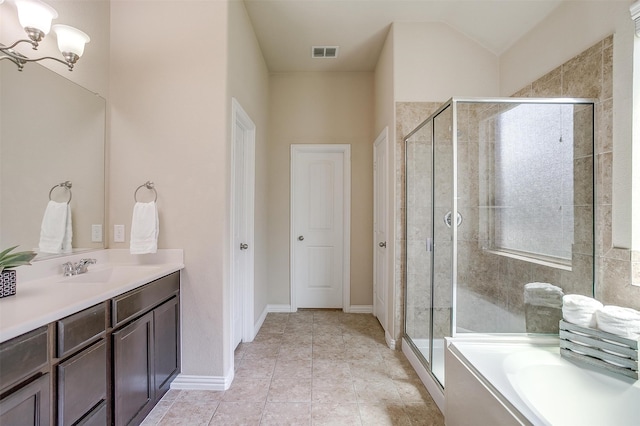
left=1, top=269, right=17, bottom=298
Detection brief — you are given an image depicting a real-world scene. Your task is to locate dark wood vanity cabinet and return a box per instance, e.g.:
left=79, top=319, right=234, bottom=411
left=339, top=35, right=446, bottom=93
left=0, top=271, right=180, bottom=426
left=0, top=327, right=50, bottom=426
left=56, top=302, right=108, bottom=426
left=112, top=272, right=180, bottom=426
left=0, top=373, right=50, bottom=426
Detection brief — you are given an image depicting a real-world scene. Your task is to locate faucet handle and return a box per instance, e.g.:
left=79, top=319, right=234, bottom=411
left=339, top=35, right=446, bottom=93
left=76, top=258, right=97, bottom=274
left=62, top=262, right=75, bottom=276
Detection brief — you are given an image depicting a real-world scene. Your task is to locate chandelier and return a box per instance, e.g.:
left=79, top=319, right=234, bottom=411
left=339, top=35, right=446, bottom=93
left=0, top=0, right=90, bottom=71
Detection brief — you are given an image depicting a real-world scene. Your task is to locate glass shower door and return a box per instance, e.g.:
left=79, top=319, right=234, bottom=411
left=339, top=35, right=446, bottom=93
left=432, top=105, right=453, bottom=385
left=405, top=120, right=433, bottom=368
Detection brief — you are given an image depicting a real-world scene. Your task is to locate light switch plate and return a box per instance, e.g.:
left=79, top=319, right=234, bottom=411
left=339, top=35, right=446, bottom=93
left=114, top=225, right=125, bottom=243
left=91, top=224, right=103, bottom=242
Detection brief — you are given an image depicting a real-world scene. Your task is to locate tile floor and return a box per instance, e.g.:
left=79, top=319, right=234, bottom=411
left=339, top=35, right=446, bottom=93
left=142, top=310, right=445, bottom=425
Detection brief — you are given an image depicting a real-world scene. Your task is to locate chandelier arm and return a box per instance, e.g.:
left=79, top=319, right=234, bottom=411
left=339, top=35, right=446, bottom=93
left=0, top=55, right=23, bottom=65
left=1, top=39, right=37, bottom=51
left=0, top=48, right=72, bottom=70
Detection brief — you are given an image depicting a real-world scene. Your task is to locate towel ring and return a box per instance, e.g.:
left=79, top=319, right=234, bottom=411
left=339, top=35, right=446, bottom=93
left=134, top=181, right=158, bottom=202
left=49, top=181, right=72, bottom=204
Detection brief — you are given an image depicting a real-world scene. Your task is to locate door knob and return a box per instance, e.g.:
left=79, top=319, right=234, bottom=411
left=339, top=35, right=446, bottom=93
left=240, top=243, right=248, bottom=250
left=298, top=235, right=304, bottom=241
left=379, top=241, right=386, bottom=248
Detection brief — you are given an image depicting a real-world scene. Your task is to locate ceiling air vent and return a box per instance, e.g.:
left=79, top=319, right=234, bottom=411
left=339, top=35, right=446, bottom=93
left=312, top=46, right=339, bottom=59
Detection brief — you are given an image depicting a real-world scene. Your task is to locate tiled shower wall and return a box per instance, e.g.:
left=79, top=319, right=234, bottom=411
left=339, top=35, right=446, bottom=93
left=396, top=35, right=640, bottom=343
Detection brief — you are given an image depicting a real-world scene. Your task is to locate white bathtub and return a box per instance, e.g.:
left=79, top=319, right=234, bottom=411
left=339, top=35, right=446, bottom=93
left=445, top=336, right=640, bottom=426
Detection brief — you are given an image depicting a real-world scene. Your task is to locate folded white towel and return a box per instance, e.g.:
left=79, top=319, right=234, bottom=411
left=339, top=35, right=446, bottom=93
left=562, top=294, right=603, bottom=328
left=596, top=305, right=640, bottom=339
left=524, top=282, right=564, bottom=308
left=39, top=201, right=72, bottom=254
left=130, top=201, right=159, bottom=254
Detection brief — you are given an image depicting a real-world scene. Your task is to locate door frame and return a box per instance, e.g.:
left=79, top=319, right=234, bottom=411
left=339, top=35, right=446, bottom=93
left=290, top=144, right=351, bottom=312
left=373, top=127, right=389, bottom=330
left=230, top=98, right=255, bottom=344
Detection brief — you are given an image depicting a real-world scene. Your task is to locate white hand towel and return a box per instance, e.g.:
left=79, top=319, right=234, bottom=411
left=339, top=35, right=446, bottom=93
left=524, top=282, right=564, bottom=308
left=562, top=294, right=603, bottom=328
left=130, top=201, right=159, bottom=254
left=596, top=305, right=640, bottom=339
left=39, top=201, right=72, bottom=254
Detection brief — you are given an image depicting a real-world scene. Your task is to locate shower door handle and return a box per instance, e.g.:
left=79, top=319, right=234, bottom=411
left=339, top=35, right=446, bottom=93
left=426, top=237, right=433, bottom=252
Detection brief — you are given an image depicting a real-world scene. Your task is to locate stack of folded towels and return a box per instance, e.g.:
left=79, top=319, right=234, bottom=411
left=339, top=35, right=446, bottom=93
left=524, top=282, right=564, bottom=308
left=562, top=294, right=640, bottom=339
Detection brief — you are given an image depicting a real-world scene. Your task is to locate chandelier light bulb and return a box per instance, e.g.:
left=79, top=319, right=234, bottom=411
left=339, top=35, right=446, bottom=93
left=15, top=0, right=58, bottom=38
left=52, top=24, right=90, bottom=58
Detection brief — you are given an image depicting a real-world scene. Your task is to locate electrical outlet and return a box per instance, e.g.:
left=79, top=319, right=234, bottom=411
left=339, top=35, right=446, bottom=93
left=91, top=224, right=103, bottom=242
left=114, top=225, right=125, bottom=243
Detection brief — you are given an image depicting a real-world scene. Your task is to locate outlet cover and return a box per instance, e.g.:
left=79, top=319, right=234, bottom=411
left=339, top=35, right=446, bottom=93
left=91, top=224, right=103, bottom=242
left=114, top=225, right=125, bottom=243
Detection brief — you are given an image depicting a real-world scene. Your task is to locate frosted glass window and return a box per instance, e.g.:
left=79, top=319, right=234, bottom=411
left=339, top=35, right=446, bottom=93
left=493, top=104, right=574, bottom=261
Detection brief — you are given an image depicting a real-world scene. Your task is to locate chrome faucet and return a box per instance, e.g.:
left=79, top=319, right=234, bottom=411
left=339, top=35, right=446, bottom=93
left=62, top=258, right=97, bottom=276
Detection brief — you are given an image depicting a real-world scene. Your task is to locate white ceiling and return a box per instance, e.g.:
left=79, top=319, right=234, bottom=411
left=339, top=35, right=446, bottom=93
left=243, top=0, right=564, bottom=72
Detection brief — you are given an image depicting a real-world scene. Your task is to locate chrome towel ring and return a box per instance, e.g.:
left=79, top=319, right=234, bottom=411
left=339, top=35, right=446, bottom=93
left=49, top=181, right=72, bottom=204
left=134, top=181, right=158, bottom=202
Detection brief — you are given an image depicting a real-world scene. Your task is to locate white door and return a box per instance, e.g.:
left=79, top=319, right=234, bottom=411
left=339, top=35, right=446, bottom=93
left=291, top=144, right=351, bottom=310
left=231, top=98, right=255, bottom=349
left=373, top=128, right=388, bottom=328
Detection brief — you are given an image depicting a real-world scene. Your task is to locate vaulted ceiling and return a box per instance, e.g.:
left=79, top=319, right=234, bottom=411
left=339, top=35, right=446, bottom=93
left=243, top=0, right=564, bottom=72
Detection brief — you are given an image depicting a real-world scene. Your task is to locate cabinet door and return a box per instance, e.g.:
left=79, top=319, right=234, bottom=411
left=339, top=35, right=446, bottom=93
left=57, top=340, right=107, bottom=426
left=112, top=312, right=154, bottom=426
left=0, top=374, right=50, bottom=426
left=154, top=296, right=180, bottom=398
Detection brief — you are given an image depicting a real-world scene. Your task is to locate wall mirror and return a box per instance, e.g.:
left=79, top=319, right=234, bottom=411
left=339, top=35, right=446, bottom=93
left=0, top=60, right=106, bottom=259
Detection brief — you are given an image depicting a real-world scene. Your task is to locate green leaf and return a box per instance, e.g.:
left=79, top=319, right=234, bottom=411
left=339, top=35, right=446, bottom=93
left=0, top=246, right=37, bottom=272
left=0, top=245, right=18, bottom=259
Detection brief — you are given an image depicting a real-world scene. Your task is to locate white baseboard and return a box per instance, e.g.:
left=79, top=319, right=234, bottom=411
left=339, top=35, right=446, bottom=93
left=268, top=304, right=295, bottom=313
left=385, top=330, right=397, bottom=350
left=348, top=305, right=373, bottom=314
left=401, top=337, right=445, bottom=413
left=253, top=305, right=269, bottom=338
left=170, top=370, right=234, bottom=391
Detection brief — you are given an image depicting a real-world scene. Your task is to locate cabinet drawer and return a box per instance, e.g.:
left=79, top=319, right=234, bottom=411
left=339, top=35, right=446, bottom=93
left=112, top=272, right=179, bottom=327
left=57, top=303, right=106, bottom=358
left=57, top=340, right=107, bottom=426
left=0, top=327, right=48, bottom=394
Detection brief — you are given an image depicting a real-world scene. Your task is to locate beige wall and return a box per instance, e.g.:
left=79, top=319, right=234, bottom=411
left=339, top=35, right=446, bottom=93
left=500, top=0, right=635, bottom=250
left=267, top=72, right=374, bottom=308
left=393, top=22, right=500, bottom=102
left=109, top=0, right=230, bottom=377
left=227, top=0, right=270, bottom=325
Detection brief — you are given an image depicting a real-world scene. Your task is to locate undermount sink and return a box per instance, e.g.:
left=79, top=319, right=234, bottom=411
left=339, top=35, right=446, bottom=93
left=58, top=265, right=162, bottom=284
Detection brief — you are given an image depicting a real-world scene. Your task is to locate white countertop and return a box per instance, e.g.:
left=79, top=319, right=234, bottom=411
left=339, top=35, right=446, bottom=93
left=0, top=249, right=184, bottom=343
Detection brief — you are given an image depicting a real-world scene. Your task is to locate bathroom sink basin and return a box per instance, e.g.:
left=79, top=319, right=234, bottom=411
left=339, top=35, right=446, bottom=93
left=60, top=267, right=114, bottom=283
left=58, top=265, right=162, bottom=285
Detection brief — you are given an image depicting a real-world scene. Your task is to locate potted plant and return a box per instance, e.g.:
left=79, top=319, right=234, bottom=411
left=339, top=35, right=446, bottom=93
left=0, top=246, right=37, bottom=298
